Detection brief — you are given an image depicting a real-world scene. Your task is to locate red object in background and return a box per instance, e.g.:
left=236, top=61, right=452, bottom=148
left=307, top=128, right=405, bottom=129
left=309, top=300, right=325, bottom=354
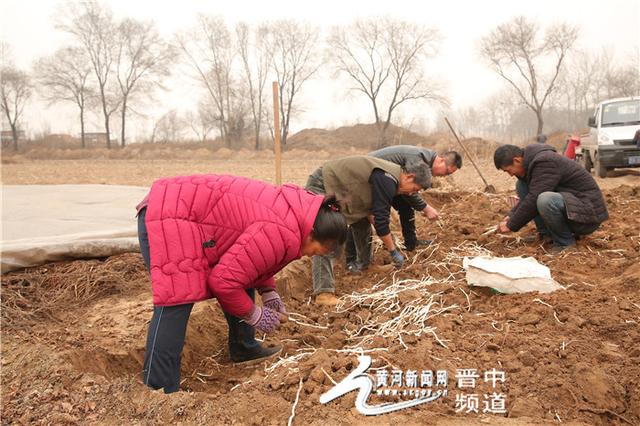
left=564, top=135, right=580, bottom=160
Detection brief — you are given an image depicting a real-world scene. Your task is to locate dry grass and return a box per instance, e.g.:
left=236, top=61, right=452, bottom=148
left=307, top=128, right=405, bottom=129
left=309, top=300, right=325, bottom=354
left=0, top=254, right=145, bottom=330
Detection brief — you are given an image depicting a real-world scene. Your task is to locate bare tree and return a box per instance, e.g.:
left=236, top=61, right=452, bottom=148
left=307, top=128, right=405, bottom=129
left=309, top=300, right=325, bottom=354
left=186, top=99, right=217, bottom=144
left=265, top=20, right=320, bottom=147
left=480, top=16, right=578, bottom=136
left=1, top=64, right=32, bottom=151
left=177, top=15, right=242, bottom=148
left=329, top=17, right=443, bottom=147
left=154, top=109, right=185, bottom=143
left=602, top=48, right=640, bottom=98
left=115, top=18, right=175, bottom=146
left=237, top=22, right=271, bottom=150
left=58, top=1, right=120, bottom=148
left=35, top=47, right=95, bottom=148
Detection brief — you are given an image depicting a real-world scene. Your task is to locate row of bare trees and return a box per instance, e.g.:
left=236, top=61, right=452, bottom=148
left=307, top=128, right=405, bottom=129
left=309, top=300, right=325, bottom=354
left=2, top=3, right=445, bottom=151
left=444, top=16, right=638, bottom=142
left=2, top=9, right=638, bottom=151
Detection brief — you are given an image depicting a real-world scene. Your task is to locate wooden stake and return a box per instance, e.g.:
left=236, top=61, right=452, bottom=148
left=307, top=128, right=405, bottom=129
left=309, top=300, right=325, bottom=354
left=272, top=81, right=282, bottom=185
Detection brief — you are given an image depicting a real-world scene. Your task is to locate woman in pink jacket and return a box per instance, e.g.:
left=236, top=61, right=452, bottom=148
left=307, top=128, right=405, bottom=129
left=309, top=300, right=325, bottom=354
left=137, top=174, right=346, bottom=393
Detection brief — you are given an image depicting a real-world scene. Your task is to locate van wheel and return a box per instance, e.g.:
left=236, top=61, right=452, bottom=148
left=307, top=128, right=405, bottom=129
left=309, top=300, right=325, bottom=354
left=594, top=154, right=607, bottom=178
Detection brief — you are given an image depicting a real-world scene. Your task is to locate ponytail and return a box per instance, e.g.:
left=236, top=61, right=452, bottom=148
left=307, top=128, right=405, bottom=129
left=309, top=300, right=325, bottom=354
left=311, top=196, right=347, bottom=251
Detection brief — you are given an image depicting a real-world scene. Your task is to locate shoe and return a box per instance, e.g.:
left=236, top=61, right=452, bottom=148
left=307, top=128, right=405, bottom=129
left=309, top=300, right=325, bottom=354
left=405, top=239, right=433, bottom=251
left=550, top=243, right=576, bottom=254
left=315, top=292, right=338, bottom=306
left=365, top=264, right=394, bottom=274
left=231, top=345, right=282, bottom=364
left=522, top=233, right=552, bottom=244
left=346, top=261, right=363, bottom=275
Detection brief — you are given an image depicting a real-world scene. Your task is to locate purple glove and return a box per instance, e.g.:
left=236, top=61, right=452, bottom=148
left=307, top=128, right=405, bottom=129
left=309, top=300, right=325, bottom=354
left=261, top=290, right=287, bottom=314
left=243, top=305, right=281, bottom=334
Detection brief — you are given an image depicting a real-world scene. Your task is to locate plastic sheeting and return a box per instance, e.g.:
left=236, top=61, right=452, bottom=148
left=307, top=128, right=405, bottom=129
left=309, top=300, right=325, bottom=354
left=463, top=256, right=564, bottom=294
left=1, top=185, right=149, bottom=273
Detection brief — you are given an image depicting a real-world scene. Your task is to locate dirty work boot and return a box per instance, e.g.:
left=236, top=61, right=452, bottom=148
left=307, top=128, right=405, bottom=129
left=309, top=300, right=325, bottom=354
left=225, top=310, right=281, bottom=364
left=315, top=292, right=338, bottom=306
left=522, top=233, right=552, bottom=244
left=405, top=239, right=433, bottom=251
left=365, top=264, right=394, bottom=274
left=550, top=242, right=576, bottom=254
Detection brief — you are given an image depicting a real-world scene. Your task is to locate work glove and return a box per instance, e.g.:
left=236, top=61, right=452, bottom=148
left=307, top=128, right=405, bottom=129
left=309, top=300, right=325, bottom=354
left=261, top=290, right=288, bottom=315
left=243, top=305, right=281, bottom=334
left=390, top=249, right=405, bottom=267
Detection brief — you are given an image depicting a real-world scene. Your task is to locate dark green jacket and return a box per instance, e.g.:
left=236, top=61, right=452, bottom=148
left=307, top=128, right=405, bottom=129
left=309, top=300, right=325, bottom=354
left=322, top=156, right=402, bottom=224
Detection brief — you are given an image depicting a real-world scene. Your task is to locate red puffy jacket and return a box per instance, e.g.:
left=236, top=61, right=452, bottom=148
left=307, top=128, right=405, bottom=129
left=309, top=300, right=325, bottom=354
left=144, top=175, right=323, bottom=317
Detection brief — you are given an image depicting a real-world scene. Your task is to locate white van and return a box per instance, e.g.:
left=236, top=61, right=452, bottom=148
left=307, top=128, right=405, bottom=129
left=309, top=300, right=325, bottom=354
left=578, top=97, right=640, bottom=177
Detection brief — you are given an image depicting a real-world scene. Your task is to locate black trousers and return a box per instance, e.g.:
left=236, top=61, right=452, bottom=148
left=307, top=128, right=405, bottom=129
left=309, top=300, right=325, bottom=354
left=137, top=208, right=261, bottom=393
left=345, top=195, right=418, bottom=264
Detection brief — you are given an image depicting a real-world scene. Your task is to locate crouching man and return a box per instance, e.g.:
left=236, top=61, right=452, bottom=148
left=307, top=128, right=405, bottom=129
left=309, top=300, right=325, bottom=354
left=493, top=144, right=609, bottom=253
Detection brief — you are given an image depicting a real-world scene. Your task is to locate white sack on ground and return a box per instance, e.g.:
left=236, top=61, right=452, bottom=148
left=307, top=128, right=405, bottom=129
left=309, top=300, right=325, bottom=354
left=462, top=256, right=564, bottom=294
left=1, top=185, right=149, bottom=273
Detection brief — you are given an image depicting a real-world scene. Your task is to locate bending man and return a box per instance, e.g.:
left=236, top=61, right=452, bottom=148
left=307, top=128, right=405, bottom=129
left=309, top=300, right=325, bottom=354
left=342, top=146, right=462, bottom=273
left=306, top=155, right=431, bottom=306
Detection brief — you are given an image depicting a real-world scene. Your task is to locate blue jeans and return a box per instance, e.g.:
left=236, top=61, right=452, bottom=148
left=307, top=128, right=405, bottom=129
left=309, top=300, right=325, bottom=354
left=137, top=207, right=261, bottom=393
left=515, top=181, right=600, bottom=246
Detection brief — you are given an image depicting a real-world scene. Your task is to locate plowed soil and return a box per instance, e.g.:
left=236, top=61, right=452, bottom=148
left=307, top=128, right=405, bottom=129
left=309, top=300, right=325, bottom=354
left=2, top=152, right=639, bottom=425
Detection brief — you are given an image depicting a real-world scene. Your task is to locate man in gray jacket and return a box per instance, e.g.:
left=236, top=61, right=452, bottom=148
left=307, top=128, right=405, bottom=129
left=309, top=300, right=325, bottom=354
left=346, top=145, right=462, bottom=274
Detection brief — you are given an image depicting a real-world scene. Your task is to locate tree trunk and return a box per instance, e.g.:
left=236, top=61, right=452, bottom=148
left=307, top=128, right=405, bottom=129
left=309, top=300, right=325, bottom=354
left=120, top=98, right=127, bottom=147
left=11, top=124, right=18, bottom=151
left=375, top=121, right=388, bottom=149
left=104, top=116, right=111, bottom=149
left=99, top=86, right=111, bottom=149
left=254, top=123, right=260, bottom=150
left=536, top=110, right=544, bottom=138
left=80, top=108, right=86, bottom=149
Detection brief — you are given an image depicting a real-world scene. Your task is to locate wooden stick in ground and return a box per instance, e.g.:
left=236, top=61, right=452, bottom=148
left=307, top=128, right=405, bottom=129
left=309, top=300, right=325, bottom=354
left=444, top=116, right=494, bottom=192
left=272, top=81, right=282, bottom=185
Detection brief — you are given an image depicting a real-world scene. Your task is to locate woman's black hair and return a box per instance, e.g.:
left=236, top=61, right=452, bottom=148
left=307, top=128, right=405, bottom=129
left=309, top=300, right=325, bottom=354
left=311, top=195, right=348, bottom=251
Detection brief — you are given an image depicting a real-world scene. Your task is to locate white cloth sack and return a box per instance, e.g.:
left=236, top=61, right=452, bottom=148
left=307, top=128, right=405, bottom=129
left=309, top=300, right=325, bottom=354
left=1, top=184, right=149, bottom=273
left=462, top=256, right=564, bottom=294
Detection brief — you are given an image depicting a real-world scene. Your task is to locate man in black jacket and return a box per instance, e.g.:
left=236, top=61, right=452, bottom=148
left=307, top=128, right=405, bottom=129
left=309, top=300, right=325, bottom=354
left=493, top=144, right=609, bottom=253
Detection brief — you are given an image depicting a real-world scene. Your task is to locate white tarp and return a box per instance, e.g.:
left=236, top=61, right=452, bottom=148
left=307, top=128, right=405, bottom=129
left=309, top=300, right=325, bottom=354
left=463, top=256, right=564, bottom=294
left=1, top=185, right=149, bottom=273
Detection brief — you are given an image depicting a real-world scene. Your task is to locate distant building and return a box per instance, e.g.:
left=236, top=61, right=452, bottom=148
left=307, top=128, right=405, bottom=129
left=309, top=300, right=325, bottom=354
left=42, top=134, right=78, bottom=146
left=84, top=132, right=108, bottom=145
left=84, top=132, right=117, bottom=145
left=1, top=130, right=26, bottom=148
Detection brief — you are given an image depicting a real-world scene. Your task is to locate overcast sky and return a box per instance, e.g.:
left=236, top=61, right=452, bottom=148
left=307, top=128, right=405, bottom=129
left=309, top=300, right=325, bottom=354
left=1, top=0, right=639, bottom=140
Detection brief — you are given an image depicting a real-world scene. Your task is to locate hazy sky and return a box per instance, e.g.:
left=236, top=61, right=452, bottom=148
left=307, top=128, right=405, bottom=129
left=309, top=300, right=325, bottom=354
left=1, top=0, right=639, bottom=140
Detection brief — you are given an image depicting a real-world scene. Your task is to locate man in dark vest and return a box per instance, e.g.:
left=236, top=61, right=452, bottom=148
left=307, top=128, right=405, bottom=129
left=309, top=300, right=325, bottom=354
left=340, top=146, right=463, bottom=273
left=305, top=155, right=431, bottom=306
left=493, top=144, right=609, bottom=253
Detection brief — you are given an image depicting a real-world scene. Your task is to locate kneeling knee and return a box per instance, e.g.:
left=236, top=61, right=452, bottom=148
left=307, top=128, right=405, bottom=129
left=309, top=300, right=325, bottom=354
left=536, top=192, right=561, bottom=213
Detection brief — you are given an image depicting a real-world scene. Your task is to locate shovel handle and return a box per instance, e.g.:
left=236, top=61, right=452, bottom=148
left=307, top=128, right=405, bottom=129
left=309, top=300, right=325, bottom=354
left=444, top=117, right=492, bottom=188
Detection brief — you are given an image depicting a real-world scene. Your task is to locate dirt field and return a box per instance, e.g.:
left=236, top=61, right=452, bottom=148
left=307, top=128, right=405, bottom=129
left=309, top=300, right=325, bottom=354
left=2, top=151, right=640, bottom=425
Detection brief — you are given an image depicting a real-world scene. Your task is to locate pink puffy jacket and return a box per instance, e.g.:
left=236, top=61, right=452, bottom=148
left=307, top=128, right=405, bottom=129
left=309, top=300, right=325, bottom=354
left=144, top=175, right=323, bottom=317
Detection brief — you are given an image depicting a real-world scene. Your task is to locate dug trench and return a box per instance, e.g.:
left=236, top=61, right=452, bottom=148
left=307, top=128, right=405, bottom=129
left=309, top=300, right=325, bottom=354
left=1, top=187, right=639, bottom=425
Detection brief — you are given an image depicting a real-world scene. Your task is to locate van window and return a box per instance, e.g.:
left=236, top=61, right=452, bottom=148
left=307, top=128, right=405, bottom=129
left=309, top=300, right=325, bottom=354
left=602, top=100, right=640, bottom=126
